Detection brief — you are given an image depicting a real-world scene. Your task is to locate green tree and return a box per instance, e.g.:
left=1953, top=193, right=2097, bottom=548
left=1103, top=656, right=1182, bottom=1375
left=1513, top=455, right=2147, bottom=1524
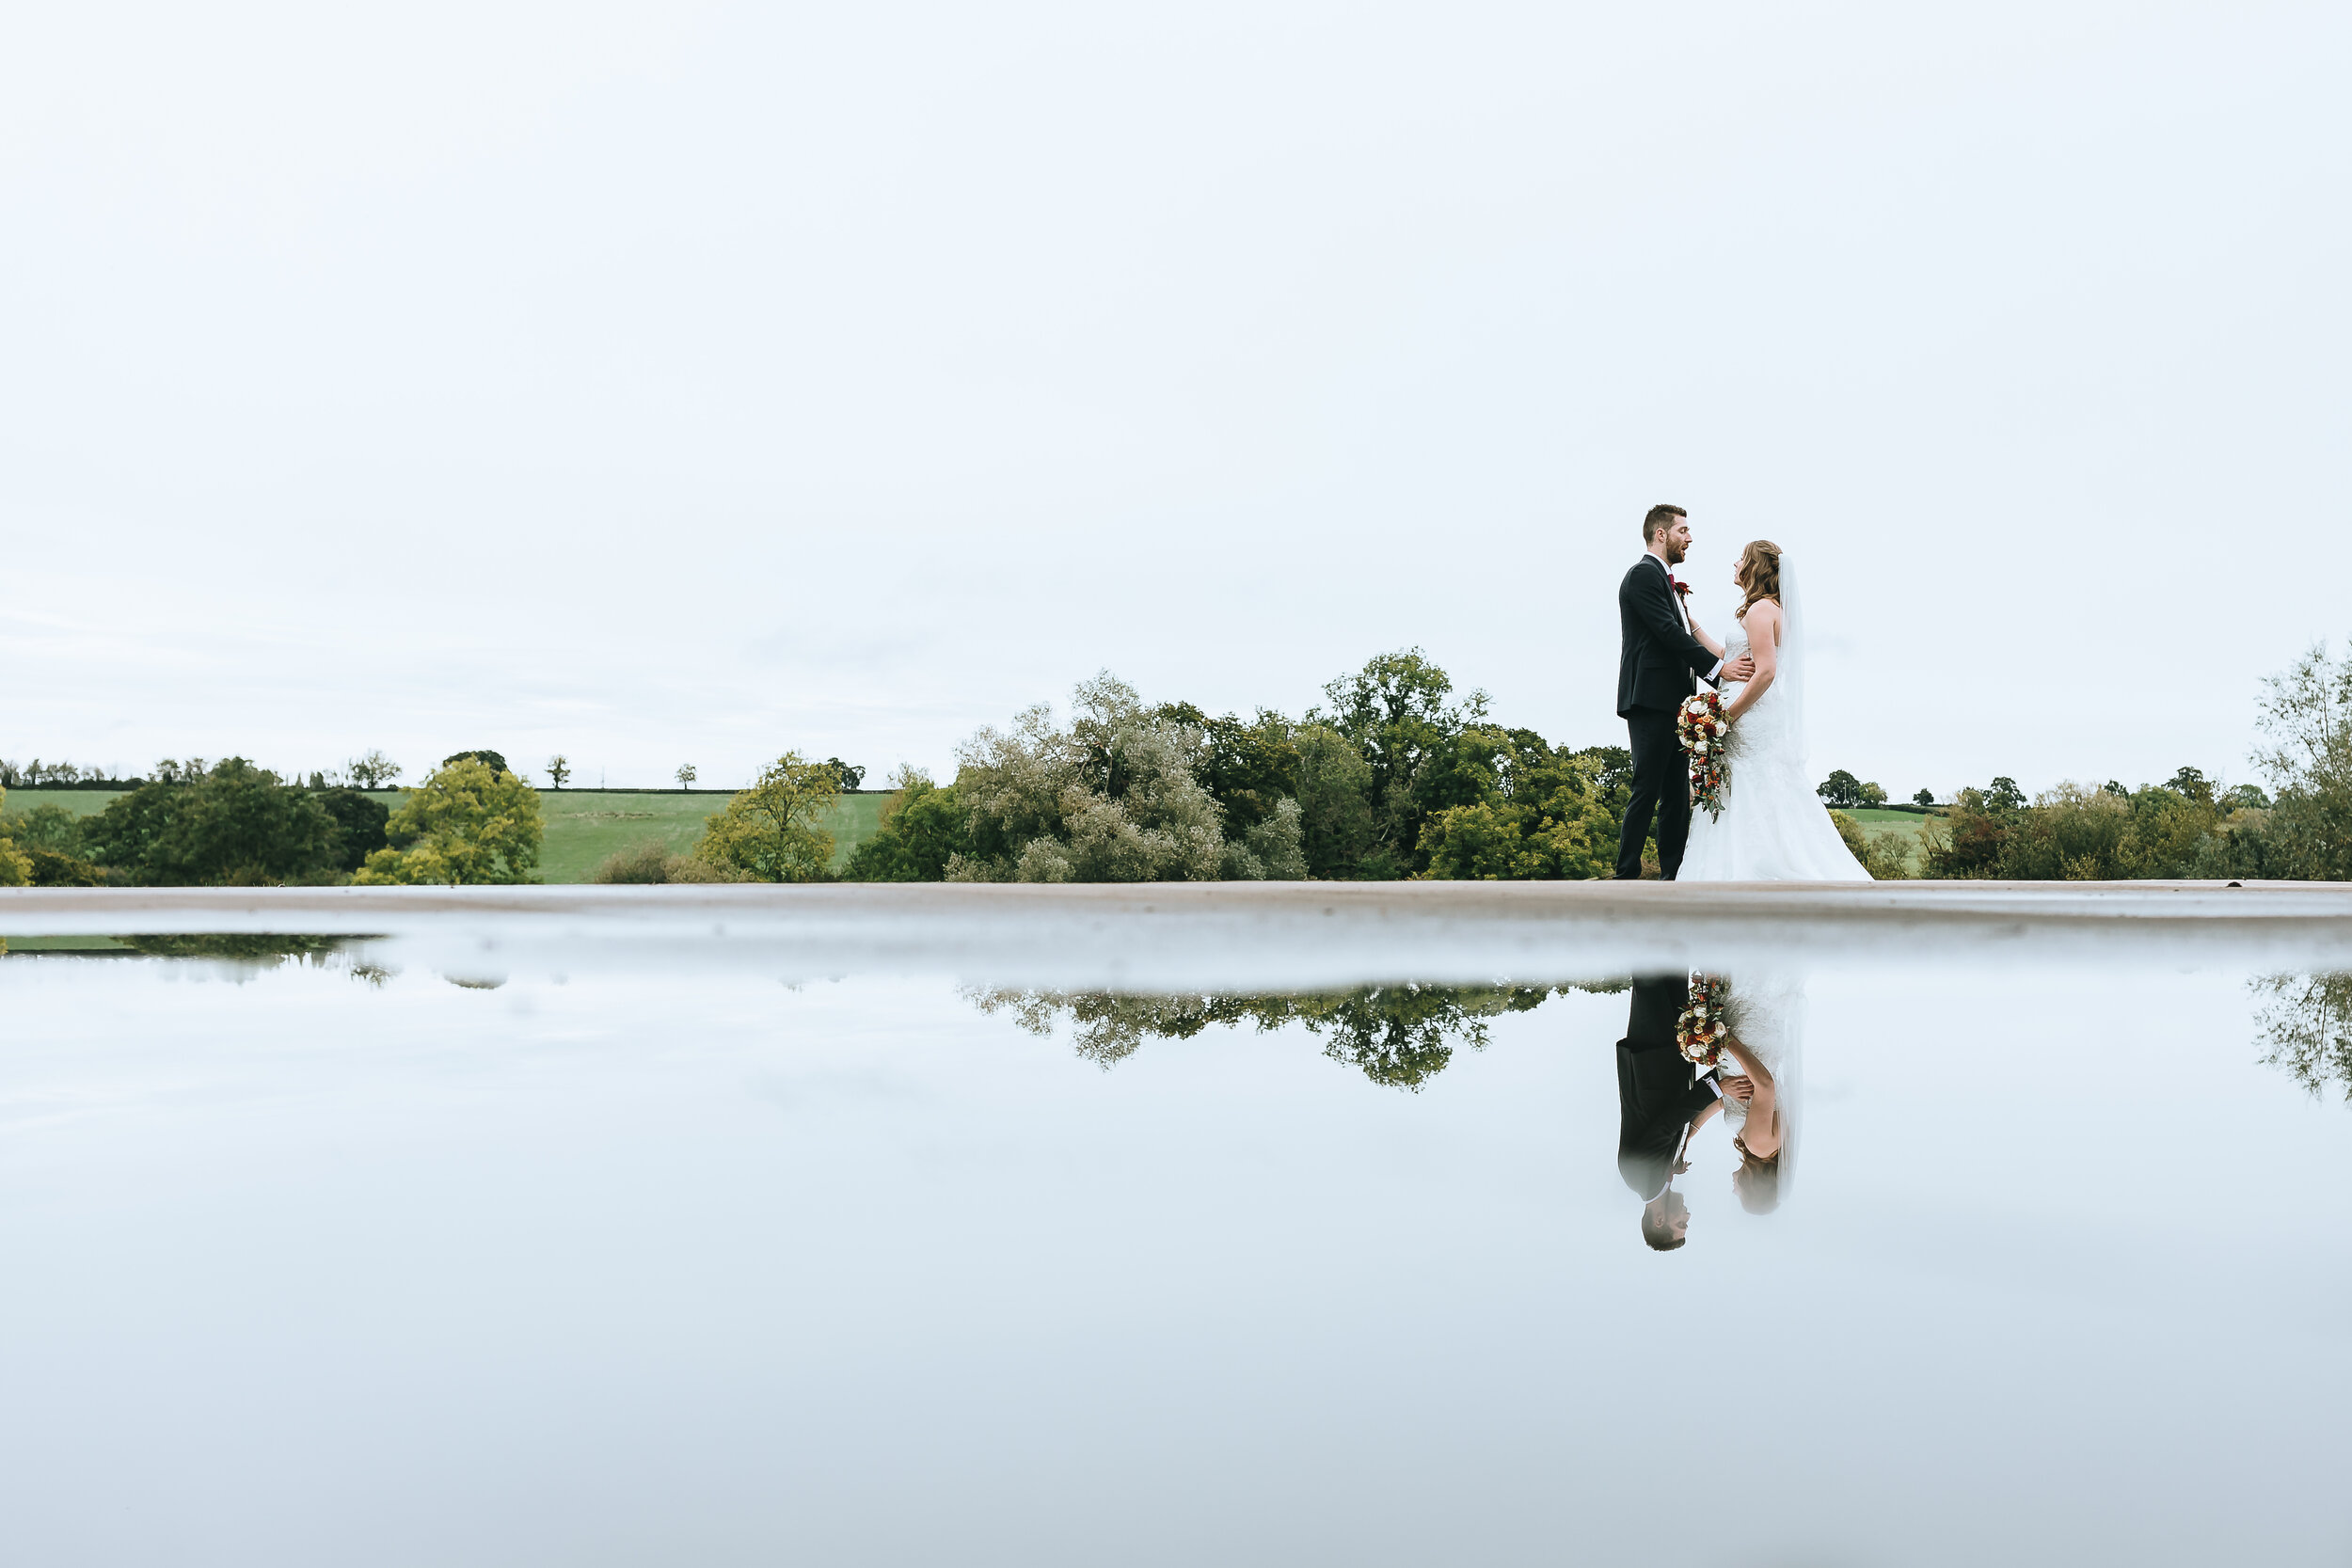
left=1291, top=721, right=1380, bottom=879
left=1567, top=744, right=1636, bottom=857
left=2237, top=644, right=2352, bottom=880
left=443, top=749, right=510, bottom=776
left=1816, top=770, right=1865, bottom=808
left=0, top=786, right=31, bottom=887
left=546, top=754, right=571, bottom=789
left=1913, top=788, right=1936, bottom=807
left=1920, top=776, right=2231, bottom=881
left=1152, top=704, right=1301, bottom=840
left=1310, top=649, right=1485, bottom=873
left=354, top=758, right=543, bottom=884
left=1416, top=728, right=1615, bottom=880
left=23, top=846, right=104, bottom=885
left=346, top=750, right=402, bottom=788
left=77, top=780, right=183, bottom=874
left=676, top=764, right=697, bottom=788
left=693, top=752, right=840, bottom=882
left=0, top=799, right=86, bottom=855
left=81, top=760, right=342, bottom=885
left=313, top=787, right=390, bottom=871
left=843, top=767, right=974, bottom=881
left=1859, top=781, right=1888, bottom=806
left=949, top=675, right=1287, bottom=882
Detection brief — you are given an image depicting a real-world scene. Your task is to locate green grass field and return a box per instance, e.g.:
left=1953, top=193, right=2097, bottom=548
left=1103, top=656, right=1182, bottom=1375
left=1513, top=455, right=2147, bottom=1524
left=532, top=791, right=888, bottom=881
left=1, top=789, right=127, bottom=819
left=4, top=787, right=891, bottom=883
left=1839, top=806, right=1935, bottom=873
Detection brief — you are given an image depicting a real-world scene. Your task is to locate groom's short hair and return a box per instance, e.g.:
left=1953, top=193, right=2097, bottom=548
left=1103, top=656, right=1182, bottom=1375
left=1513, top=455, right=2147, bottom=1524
left=1642, top=503, right=1687, bottom=545
left=1640, top=1192, right=1688, bottom=1251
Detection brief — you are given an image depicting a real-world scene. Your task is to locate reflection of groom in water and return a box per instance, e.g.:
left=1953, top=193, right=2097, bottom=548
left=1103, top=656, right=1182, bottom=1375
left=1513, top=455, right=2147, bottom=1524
left=1617, top=973, right=1724, bottom=1251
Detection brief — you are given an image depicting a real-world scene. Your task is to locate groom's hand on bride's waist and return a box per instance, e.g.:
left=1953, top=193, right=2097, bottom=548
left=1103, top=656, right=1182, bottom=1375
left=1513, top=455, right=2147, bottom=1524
left=1724, top=656, right=1756, bottom=681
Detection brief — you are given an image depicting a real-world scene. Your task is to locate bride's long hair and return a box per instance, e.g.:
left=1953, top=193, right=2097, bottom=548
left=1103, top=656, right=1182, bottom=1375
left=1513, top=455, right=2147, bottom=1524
left=1734, top=1141, right=1782, bottom=1213
left=1734, top=539, right=1783, bottom=622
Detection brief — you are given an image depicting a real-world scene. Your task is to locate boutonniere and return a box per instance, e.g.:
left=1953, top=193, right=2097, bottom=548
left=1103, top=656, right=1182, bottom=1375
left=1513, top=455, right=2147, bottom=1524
left=1670, top=577, right=1691, bottom=597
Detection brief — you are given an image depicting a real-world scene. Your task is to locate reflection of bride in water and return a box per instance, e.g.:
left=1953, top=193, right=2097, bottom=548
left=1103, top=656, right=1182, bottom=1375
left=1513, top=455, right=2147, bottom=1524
left=1710, top=972, right=1802, bottom=1213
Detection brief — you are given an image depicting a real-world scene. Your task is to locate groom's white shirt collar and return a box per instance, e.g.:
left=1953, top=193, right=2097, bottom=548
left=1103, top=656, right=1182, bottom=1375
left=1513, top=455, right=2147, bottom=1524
left=1645, top=551, right=1691, bottom=626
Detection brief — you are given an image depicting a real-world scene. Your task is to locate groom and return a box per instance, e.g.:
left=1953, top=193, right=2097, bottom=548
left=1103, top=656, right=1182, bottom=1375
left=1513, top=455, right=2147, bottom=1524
left=1614, top=504, right=1751, bottom=879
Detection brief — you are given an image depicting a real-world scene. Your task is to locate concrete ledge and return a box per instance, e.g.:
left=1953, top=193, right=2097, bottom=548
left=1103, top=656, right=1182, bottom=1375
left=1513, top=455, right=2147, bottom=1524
left=7, top=881, right=2350, bottom=990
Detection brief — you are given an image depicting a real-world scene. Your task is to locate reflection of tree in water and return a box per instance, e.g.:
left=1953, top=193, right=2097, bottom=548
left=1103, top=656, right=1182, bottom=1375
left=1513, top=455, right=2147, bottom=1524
left=969, top=980, right=1622, bottom=1089
left=112, top=936, right=394, bottom=985
left=2251, top=973, right=2352, bottom=1101
left=119, top=934, right=350, bottom=962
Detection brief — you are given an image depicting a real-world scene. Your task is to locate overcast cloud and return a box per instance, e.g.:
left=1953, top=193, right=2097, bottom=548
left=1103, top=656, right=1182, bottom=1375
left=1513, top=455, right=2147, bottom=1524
left=3, top=2, right=2344, bottom=796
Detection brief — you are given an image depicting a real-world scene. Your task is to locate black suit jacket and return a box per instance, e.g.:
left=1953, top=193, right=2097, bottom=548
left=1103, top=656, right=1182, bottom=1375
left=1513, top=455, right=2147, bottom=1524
left=1616, top=555, right=1723, bottom=718
left=1616, top=973, right=1720, bottom=1201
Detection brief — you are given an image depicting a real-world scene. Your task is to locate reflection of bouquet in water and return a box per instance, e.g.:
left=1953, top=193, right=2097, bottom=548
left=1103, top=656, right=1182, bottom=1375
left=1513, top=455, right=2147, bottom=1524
left=1678, top=691, right=1729, bottom=820
left=1677, top=974, right=1730, bottom=1066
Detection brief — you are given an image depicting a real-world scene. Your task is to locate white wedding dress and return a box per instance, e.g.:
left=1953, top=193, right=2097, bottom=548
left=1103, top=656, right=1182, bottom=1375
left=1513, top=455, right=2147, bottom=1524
left=1678, top=574, right=1869, bottom=882
left=1719, top=970, right=1804, bottom=1206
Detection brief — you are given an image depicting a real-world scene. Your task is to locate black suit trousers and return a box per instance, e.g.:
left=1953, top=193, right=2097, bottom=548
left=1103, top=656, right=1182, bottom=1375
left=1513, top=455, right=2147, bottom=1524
left=1615, top=706, right=1689, bottom=880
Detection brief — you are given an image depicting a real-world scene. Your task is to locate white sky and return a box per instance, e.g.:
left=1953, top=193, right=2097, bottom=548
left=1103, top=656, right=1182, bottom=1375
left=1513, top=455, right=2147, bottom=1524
left=3, top=1, right=2344, bottom=797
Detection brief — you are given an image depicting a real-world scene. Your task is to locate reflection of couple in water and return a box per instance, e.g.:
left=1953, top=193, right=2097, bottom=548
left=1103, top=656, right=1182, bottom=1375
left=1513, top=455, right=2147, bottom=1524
left=1615, top=972, right=1795, bottom=1250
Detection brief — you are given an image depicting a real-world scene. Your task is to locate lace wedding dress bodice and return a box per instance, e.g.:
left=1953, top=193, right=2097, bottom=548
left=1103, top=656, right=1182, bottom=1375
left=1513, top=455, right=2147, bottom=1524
left=1678, top=609, right=1869, bottom=882
left=1717, top=624, right=1798, bottom=766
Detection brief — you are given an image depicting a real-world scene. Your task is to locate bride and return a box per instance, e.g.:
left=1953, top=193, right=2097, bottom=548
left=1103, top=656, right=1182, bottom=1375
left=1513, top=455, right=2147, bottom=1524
left=1678, top=541, right=1869, bottom=882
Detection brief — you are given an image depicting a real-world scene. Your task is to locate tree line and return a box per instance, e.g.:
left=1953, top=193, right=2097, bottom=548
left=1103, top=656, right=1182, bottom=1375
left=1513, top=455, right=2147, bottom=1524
left=701, top=644, right=2341, bottom=887
left=10, top=642, right=2348, bottom=888
left=0, top=752, right=541, bottom=888
left=594, top=651, right=1655, bottom=887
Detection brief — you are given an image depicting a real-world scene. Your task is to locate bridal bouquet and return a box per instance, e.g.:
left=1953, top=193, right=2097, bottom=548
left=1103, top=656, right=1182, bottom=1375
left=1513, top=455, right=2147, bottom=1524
left=1677, top=690, right=1730, bottom=820
left=1677, top=974, right=1730, bottom=1067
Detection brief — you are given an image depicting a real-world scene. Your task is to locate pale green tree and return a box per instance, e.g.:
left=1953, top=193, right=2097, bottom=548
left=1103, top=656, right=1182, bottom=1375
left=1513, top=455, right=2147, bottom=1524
left=0, top=786, right=30, bottom=887
left=354, top=758, right=543, bottom=884
left=947, top=673, right=1259, bottom=883
left=693, top=752, right=840, bottom=881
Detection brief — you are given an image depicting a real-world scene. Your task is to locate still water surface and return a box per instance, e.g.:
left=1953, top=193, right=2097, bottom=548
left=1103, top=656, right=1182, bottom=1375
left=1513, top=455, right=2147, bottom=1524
left=2, top=944, right=2346, bottom=1564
